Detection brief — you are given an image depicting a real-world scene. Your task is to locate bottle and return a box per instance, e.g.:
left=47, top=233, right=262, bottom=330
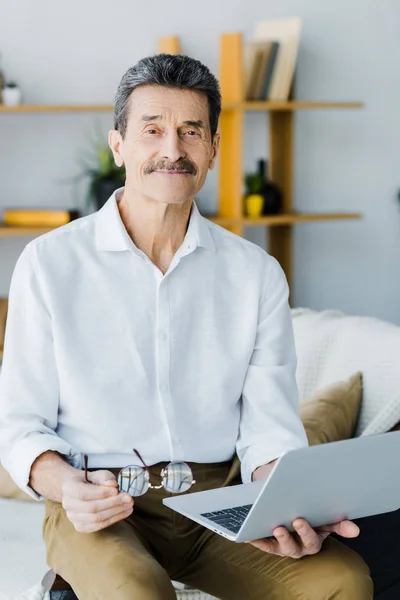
left=257, top=159, right=282, bottom=215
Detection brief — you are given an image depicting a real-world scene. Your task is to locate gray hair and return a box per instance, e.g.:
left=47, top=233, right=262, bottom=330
left=114, top=53, right=222, bottom=140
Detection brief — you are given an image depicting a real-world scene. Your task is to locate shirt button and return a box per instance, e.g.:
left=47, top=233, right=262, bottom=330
left=159, top=331, right=167, bottom=341
left=160, top=383, right=168, bottom=393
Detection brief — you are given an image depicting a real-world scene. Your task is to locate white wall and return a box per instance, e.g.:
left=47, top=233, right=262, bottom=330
left=0, top=0, right=399, bottom=323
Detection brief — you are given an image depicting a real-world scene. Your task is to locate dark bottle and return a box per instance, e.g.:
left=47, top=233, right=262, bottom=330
left=257, top=159, right=282, bottom=215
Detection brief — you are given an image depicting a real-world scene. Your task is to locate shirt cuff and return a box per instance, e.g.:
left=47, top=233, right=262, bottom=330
left=3, top=434, right=82, bottom=501
left=240, top=441, right=308, bottom=484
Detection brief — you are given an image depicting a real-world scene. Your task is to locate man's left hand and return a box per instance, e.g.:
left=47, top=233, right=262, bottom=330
left=247, top=517, right=360, bottom=558
left=249, top=461, right=360, bottom=558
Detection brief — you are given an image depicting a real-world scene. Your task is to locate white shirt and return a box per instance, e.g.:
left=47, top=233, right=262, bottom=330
left=0, top=188, right=308, bottom=499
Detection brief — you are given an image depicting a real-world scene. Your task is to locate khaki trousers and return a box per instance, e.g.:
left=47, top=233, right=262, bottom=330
left=43, top=459, right=373, bottom=600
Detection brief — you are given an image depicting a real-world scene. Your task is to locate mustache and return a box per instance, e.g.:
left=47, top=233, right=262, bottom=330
left=144, top=159, right=197, bottom=175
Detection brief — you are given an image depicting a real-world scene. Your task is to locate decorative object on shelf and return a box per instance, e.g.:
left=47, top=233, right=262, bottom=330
left=2, top=81, right=22, bottom=106
left=244, top=171, right=264, bottom=218
left=2, top=209, right=80, bottom=228
left=257, top=158, right=282, bottom=215
left=78, top=143, right=126, bottom=211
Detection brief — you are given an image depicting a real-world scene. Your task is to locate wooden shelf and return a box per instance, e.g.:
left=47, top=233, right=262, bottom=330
left=207, top=216, right=239, bottom=227
left=0, top=101, right=363, bottom=114
left=243, top=212, right=362, bottom=227
left=242, top=101, right=363, bottom=111
left=0, top=226, right=55, bottom=237
left=0, top=104, right=114, bottom=113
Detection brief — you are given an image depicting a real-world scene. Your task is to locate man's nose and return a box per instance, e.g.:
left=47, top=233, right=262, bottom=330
left=160, top=131, right=186, bottom=163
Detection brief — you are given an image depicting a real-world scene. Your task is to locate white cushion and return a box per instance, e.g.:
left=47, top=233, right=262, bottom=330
left=292, top=308, right=400, bottom=436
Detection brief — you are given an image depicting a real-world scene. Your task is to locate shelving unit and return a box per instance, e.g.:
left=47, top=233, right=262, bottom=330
left=158, top=34, right=364, bottom=291
left=0, top=33, right=364, bottom=293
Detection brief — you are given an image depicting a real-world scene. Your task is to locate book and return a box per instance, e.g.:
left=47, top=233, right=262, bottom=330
left=2, top=209, right=80, bottom=227
left=253, top=42, right=275, bottom=100
left=253, top=17, right=302, bottom=101
left=244, top=41, right=267, bottom=100
left=259, top=41, right=280, bottom=100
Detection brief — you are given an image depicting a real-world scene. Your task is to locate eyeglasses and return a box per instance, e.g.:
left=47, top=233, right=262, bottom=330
left=83, top=449, right=196, bottom=497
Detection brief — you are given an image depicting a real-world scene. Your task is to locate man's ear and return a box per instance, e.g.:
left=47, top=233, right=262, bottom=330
left=209, top=133, right=220, bottom=170
left=108, top=129, right=124, bottom=167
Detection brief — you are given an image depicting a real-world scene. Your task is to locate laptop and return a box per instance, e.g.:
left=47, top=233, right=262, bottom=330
left=163, top=430, right=400, bottom=543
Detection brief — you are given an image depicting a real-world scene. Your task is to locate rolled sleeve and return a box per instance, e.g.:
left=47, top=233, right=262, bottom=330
left=0, top=245, right=82, bottom=500
left=237, top=257, right=308, bottom=484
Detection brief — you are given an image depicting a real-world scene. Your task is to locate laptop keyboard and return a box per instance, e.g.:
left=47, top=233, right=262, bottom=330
left=200, top=504, right=253, bottom=534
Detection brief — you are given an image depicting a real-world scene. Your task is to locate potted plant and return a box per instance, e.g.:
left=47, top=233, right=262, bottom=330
left=244, top=171, right=264, bottom=218
left=2, top=81, right=22, bottom=106
left=81, top=144, right=126, bottom=211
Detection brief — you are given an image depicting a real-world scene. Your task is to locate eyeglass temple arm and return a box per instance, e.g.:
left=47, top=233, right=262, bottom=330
left=133, top=448, right=149, bottom=471
left=83, top=455, right=89, bottom=483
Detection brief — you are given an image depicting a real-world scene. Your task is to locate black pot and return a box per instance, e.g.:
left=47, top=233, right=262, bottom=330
left=261, top=181, right=282, bottom=215
left=258, top=159, right=283, bottom=215
left=93, top=179, right=124, bottom=211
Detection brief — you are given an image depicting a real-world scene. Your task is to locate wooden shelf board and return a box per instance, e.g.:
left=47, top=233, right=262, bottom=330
left=207, top=216, right=239, bottom=227
left=0, top=213, right=362, bottom=236
left=0, top=101, right=363, bottom=114
left=0, top=226, right=56, bottom=237
left=0, top=104, right=114, bottom=113
left=243, top=212, right=362, bottom=227
left=242, top=101, right=363, bottom=111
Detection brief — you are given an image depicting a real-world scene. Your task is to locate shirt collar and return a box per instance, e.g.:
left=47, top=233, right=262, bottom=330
left=94, top=187, right=215, bottom=253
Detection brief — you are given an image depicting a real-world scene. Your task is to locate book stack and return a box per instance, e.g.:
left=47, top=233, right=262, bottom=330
left=244, top=17, right=302, bottom=101
left=2, top=209, right=80, bottom=228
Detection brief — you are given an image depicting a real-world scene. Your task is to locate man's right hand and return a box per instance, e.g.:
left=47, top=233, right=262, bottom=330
left=61, top=469, right=134, bottom=533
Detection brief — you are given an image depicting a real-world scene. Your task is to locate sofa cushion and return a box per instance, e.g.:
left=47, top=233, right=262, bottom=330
left=0, top=462, right=34, bottom=501
left=300, top=372, right=362, bottom=446
left=292, top=308, right=400, bottom=436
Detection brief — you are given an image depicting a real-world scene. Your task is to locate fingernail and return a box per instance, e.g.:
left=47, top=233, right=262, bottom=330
left=122, top=495, right=132, bottom=503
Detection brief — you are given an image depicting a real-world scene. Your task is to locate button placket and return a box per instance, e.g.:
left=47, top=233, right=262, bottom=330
left=156, top=278, right=184, bottom=459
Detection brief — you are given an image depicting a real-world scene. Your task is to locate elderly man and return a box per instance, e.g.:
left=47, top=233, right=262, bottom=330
left=0, top=53, right=372, bottom=599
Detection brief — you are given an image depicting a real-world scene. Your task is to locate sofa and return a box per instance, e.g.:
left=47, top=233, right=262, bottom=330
left=1, top=307, right=400, bottom=600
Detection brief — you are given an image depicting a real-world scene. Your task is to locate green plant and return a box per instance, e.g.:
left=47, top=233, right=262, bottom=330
left=244, top=171, right=263, bottom=195
left=85, top=145, right=126, bottom=199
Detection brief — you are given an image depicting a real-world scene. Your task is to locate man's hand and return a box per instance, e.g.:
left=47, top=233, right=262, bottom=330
left=61, top=469, right=134, bottom=533
left=247, top=518, right=359, bottom=558
left=249, top=460, right=360, bottom=558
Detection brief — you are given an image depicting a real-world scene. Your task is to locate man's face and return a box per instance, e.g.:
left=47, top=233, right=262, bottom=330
left=109, top=85, right=220, bottom=205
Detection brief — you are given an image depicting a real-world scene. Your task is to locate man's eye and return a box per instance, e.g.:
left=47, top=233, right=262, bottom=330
left=186, top=130, right=199, bottom=137
left=146, top=129, right=158, bottom=135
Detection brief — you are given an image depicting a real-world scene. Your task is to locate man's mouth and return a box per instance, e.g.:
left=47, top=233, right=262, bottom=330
left=153, top=169, right=191, bottom=175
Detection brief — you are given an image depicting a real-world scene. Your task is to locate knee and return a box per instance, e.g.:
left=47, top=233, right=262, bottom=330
left=97, top=557, right=177, bottom=600
left=311, top=547, right=373, bottom=600
left=330, top=559, right=373, bottom=600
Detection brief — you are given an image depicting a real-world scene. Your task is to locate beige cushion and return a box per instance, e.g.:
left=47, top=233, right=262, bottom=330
left=0, top=462, right=34, bottom=501
left=300, top=372, right=362, bottom=446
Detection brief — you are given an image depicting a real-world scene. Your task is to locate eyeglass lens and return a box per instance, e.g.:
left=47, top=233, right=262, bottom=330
left=163, top=461, right=193, bottom=493
left=118, top=466, right=149, bottom=497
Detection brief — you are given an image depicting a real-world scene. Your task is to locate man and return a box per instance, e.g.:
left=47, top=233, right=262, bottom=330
left=0, top=53, right=372, bottom=599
